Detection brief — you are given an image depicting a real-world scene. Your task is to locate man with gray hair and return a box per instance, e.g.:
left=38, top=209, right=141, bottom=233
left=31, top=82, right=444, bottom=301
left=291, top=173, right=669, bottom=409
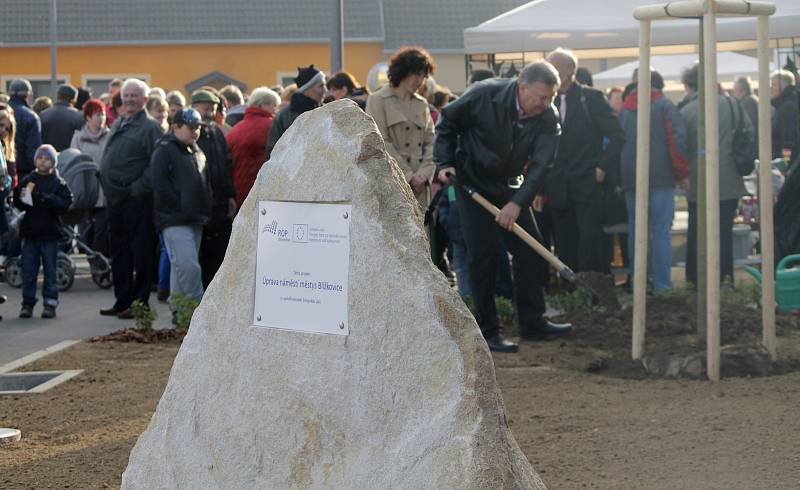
left=544, top=47, right=625, bottom=275
left=98, top=78, right=165, bottom=319
left=770, top=69, right=799, bottom=162
left=227, top=87, right=281, bottom=208
left=435, top=60, right=573, bottom=353
left=7, top=79, right=42, bottom=178
left=733, top=75, right=760, bottom=139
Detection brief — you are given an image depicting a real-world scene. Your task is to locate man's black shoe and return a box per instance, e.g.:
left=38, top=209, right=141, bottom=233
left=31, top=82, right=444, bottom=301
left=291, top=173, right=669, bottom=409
left=99, top=307, right=119, bottom=316
left=521, top=319, right=573, bottom=341
left=486, top=333, right=519, bottom=353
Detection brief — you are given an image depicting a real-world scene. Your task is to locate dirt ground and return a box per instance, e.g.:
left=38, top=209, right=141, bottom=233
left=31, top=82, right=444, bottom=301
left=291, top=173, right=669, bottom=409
left=1, top=315, right=800, bottom=489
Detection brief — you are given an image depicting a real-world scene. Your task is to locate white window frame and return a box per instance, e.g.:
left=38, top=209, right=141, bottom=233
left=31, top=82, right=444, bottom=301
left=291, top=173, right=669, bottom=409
left=1, top=74, right=72, bottom=94
left=277, top=71, right=298, bottom=87
left=81, top=73, right=152, bottom=92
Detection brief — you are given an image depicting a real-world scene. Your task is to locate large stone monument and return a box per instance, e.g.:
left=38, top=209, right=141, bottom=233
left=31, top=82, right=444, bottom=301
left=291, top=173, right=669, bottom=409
left=122, top=101, right=545, bottom=489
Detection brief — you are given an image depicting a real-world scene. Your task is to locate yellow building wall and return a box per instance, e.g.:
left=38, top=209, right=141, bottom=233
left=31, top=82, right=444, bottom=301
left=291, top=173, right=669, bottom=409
left=0, top=42, right=384, bottom=94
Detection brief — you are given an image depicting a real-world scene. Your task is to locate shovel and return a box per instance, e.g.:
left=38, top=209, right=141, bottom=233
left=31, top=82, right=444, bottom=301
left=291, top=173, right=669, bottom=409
left=449, top=174, right=620, bottom=310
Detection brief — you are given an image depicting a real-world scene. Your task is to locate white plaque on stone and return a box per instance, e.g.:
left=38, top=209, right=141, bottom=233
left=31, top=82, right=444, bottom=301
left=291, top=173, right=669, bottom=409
left=253, top=200, right=351, bottom=335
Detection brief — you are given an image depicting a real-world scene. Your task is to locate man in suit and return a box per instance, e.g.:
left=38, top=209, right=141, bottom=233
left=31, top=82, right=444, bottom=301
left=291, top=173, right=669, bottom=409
left=543, top=48, right=625, bottom=273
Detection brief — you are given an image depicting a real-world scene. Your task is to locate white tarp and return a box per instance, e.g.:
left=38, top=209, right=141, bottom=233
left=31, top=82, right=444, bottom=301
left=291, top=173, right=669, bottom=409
left=592, top=52, right=776, bottom=90
left=464, top=0, right=800, bottom=54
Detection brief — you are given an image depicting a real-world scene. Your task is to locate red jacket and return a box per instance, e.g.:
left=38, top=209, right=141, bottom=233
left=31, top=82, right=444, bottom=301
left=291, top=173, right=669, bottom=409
left=225, top=106, right=274, bottom=208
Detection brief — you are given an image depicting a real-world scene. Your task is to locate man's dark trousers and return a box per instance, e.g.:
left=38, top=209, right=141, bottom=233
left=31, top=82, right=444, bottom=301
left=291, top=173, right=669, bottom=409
left=108, top=195, right=155, bottom=310
left=200, top=222, right=232, bottom=289
left=455, top=186, right=547, bottom=339
left=551, top=197, right=609, bottom=273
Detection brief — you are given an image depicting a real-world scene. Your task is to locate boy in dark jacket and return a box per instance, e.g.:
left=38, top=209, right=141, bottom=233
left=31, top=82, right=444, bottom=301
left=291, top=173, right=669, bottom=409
left=13, top=144, right=73, bottom=318
left=150, top=108, right=210, bottom=321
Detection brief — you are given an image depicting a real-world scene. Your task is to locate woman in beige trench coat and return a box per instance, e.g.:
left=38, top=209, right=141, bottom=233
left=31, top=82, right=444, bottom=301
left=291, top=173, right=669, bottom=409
left=366, top=46, right=437, bottom=211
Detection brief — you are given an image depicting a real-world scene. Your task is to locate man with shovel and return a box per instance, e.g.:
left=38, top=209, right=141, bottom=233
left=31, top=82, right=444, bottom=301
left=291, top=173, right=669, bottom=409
left=435, top=61, right=573, bottom=353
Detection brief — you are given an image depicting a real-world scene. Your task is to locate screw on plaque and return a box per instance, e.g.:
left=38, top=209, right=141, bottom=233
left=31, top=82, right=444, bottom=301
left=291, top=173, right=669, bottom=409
left=257, top=314, right=262, bottom=321
left=339, top=322, right=345, bottom=330
left=343, top=212, right=349, bottom=219
left=261, top=208, right=266, bottom=215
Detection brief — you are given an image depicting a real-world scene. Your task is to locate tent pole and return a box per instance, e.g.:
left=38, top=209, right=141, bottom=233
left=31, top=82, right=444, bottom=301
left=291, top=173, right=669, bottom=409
left=757, top=14, right=776, bottom=360
left=703, top=2, right=721, bottom=382
left=632, top=20, right=652, bottom=361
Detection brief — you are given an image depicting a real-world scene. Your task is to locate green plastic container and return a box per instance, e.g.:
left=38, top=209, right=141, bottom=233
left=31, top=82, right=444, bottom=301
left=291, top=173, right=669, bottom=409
left=745, top=254, right=800, bottom=312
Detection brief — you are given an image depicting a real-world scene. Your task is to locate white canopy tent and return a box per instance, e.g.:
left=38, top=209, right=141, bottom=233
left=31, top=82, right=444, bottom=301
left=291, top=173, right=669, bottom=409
left=592, top=52, right=775, bottom=90
left=464, top=0, right=800, bottom=54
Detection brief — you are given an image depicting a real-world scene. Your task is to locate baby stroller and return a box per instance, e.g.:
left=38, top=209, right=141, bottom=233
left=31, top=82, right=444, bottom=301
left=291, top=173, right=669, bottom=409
left=4, top=150, right=112, bottom=291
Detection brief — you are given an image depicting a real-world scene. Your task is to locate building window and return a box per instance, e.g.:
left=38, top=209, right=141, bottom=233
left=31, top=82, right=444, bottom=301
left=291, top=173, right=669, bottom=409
left=1, top=75, right=70, bottom=100
left=81, top=74, right=151, bottom=98
left=277, top=72, right=297, bottom=88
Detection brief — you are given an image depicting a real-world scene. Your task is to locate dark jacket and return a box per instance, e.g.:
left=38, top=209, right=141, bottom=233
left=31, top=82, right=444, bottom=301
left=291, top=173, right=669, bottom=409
left=547, top=82, right=625, bottom=208
left=8, top=96, right=42, bottom=179
left=433, top=78, right=560, bottom=207
left=266, top=92, right=320, bottom=159
left=771, top=86, right=799, bottom=162
left=197, top=123, right=235, bottom=230
left=150, top=133, right=211, bottom=231
left=98, top=109, right=165, bottom=205
left=619, top=89, right=688, bottom=191
left=40, top=102, right=84, bottom=151
left=738, top=93, right=760, bottom=144
left=680, top=94, right=748, bottom=202
left=13, top=170, right=73, bottom=241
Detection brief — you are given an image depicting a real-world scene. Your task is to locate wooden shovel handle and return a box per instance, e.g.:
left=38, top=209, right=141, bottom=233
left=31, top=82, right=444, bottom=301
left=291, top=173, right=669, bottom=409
left=467, top=191, right=571, bottom=274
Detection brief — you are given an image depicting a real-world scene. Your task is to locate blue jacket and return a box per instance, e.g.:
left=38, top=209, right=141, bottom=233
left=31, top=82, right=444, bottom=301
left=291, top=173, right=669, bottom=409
left=9, top=96, right=42, bottom=179
left=619, top=89, right=688, bottom=191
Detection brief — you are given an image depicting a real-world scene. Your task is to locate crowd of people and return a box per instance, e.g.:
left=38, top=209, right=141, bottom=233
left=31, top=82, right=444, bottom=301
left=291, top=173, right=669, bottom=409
left=0, top=45, right=798, bottom=350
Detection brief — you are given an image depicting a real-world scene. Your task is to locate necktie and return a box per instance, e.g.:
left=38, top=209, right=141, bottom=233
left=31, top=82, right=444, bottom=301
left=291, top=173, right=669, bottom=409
left=559, top=93, right=567, bottom=124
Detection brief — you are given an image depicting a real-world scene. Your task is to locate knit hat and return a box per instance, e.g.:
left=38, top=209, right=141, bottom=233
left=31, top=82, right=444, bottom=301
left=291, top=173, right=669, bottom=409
left=34, top=144, right=58, bottom=165
left=190, top=89, right=220, bottom=105
left=9, top=79, right=32, bottom=96
left=57, top=84, right=78, bottom=100
left=295, top=65, right=325, bottom=93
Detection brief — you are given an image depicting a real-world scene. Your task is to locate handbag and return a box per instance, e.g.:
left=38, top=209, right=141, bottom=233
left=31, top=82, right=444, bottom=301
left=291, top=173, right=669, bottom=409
left=725, top=96, right=756, bottom=176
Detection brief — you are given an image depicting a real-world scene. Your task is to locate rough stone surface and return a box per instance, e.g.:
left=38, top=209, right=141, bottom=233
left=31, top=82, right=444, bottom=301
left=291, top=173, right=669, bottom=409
left=121, top=100, right=545, bottom=489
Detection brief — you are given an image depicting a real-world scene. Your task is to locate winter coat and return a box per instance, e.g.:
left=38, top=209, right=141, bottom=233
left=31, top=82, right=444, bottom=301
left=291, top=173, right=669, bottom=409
left=738, top=93, right=760, bottom=144
left=266, top=92, right=320, bottom=159
left=366, top=84, right=436, bottom=209
left=13, top=170, right=73, bottom=241
left=546, top=82, right=625, bottom=208
left=226, top=106, right=273, bottom=208
left=680, top=94, right=749, bottom=202
left=771, top=86, right=800, bottom=162
left=433, top=78, right=560, bottom=208
left=40, top=102, right=84, bottom=151
left=619, top=89, right=688, bottom=191
left=197, top=123, right=235, bottom=230
left=98, top=109, right=165, bottom=205
left=8, top=96, right=42, bottom=179
left=70, top=125, right=110, bottom=207
left=150, top=133, right=211, bottom=231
